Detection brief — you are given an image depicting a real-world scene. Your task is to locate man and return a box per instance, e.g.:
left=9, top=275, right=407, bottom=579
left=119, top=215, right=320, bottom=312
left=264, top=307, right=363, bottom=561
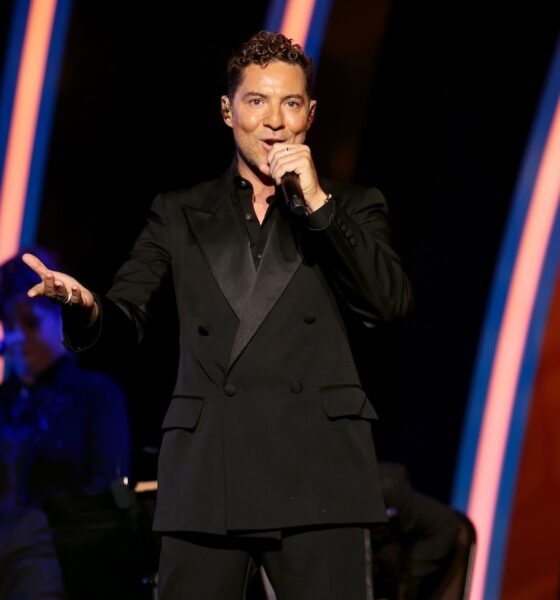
left=22, top=31, right=412, bottom=599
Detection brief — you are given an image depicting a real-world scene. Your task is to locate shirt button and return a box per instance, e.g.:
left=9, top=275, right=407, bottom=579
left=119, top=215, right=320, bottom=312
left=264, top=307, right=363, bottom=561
left=224, top=383, right=237, bottom=396
left=239, top=179, right=248, bottom=188
left=340, top=223, right=348, bottom=232
left=257, top=253, right=262, bottom=259
left=349, top=238, right=358, bottom=246
left=303, top=312, right=316, bottom=324
left=290, top=381, right=303, bottom=393
left=245, top=213, right=252, bottom=221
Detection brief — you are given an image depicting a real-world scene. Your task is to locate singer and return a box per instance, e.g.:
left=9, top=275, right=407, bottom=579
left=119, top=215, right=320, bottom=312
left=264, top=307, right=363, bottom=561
left=21, top=31, right=413, bottom=599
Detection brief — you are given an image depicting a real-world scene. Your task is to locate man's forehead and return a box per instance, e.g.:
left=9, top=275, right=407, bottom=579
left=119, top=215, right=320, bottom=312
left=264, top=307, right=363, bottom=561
left=236, top=62, right=308, bottom=96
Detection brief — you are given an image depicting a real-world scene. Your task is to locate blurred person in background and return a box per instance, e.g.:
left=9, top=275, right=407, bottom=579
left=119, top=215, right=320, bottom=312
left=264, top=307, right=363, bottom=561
left=0, top=247, right=131, bottom=508
left=0, top=497, right=65, bottom=599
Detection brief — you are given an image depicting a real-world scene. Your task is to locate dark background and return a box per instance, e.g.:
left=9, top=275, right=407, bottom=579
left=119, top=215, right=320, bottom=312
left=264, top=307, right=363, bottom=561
left=2, top=0, right=558, bottom=503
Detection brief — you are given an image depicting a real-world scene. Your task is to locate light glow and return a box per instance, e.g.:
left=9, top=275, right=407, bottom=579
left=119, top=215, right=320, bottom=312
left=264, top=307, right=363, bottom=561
left=0, top=0, right=58, bottom=265
left=467, top=98, right=560, bottom=598
left=279, top=0, right=316, bottom=48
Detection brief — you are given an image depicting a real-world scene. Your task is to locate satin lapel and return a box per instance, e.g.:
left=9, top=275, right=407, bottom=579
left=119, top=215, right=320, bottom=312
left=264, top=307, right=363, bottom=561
left=182, top=197, right=255, bottom=320
left=227, top=210, right=302, bottom=372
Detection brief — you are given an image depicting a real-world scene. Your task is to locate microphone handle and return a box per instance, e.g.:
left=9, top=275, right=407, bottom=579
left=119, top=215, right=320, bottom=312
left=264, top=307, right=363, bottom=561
left=281, top=172, right=307, bottom=216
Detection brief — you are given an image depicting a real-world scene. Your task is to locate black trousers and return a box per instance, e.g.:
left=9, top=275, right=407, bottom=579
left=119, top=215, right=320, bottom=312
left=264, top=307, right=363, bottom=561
left=157, top=525, right=374, bottom=600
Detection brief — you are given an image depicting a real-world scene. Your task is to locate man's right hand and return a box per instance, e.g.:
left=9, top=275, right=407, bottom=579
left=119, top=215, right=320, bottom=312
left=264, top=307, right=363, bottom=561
left=22, top=253, right=98, bottom=325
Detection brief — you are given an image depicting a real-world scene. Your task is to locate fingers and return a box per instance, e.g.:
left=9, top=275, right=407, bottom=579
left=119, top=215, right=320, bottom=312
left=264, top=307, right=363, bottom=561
left=21, top=252, right=49, bottom=277
left=29, top=272, right=69, bottom=303
left=53, top=277, right=72, bottom=303
left=22, top=254, right=69, bottom=303
left=69, top=285, right=89, bottom=308
left=21, top=255, right=95, bottom=317
left=267, top=143, right=311, bottom=183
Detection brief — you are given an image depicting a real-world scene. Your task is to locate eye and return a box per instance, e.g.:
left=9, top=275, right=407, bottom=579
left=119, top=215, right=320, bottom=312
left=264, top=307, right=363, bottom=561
left=285, top=99, right=302, bottom=109
left=248, top=97, right=264, bottom=106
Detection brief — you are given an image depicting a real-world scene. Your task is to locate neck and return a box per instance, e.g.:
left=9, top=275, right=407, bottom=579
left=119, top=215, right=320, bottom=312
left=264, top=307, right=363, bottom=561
left=236, top=155, right=275, bottom=197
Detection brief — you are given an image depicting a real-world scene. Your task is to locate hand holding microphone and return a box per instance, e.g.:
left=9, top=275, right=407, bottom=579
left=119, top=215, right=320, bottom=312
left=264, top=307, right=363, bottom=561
left=266, top=143, right=327, bottom=216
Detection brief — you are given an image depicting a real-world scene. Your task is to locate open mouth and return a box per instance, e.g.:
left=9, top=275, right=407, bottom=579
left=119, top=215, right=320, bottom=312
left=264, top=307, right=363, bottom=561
left=261, top=138, right=286, bottom=151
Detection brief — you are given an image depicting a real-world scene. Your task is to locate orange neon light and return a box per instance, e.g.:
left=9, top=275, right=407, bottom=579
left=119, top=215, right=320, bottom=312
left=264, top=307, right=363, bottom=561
left=0, top=0, right=58, bottom=265
left=467, top=98, right=560, bottom=598
left=279, top=0, right=316, bottom=48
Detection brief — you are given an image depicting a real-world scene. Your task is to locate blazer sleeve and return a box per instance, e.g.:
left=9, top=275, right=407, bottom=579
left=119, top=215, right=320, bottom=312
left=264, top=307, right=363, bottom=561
left=304, top=183, right=413, bottom=325
left=63, top=193, right=172, bottom=352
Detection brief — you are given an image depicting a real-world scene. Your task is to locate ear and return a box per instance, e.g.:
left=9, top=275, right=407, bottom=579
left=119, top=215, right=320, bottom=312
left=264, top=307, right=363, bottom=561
left=306, top=100, right=317, bottom=130
left=221, top=96, right=233, bottom=127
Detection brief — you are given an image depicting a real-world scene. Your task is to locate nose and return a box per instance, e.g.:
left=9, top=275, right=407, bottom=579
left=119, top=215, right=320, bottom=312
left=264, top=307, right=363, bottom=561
left=264, top=103, right=284, bottom=130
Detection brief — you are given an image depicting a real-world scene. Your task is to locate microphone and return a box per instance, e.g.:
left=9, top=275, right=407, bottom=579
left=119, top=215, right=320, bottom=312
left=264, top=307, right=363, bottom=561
left=281, top=172, right=307, bottom=216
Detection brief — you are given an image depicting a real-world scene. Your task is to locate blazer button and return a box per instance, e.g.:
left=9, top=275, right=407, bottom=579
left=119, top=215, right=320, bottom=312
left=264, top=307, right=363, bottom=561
left=290, top=381, right=303, bottom=393
left=198, top=325, right=210, bottom=336
left=224, top=383, right=237, bottom=396
left=303, top=312, right=316, bottom=324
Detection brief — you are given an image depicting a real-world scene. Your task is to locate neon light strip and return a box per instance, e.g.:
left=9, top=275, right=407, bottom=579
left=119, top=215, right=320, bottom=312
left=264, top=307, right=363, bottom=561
left=452, top=40, right=560, bottom=597
left=21, top=0, right=72, bottom=246
left=265, top=0, right=333, bottom=66
left=279, top=0, right=316, bottom=47
left=0, top=0, right=58, bottom=264
left=302, top=0, right=332, bottom=66
left=0, top=0, right=31, bottom=181
left=468, top=98, right=560, bottom=599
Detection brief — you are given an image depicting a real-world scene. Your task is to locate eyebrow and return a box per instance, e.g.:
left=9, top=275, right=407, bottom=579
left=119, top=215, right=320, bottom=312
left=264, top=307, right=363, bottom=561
left=242, top=92, right=306, bottom=102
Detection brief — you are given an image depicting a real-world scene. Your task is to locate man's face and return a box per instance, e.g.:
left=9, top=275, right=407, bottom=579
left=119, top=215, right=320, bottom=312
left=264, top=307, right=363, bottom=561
left=2, top=296, right=64, bottom=382
left=221, top=61, right=316, bottom=178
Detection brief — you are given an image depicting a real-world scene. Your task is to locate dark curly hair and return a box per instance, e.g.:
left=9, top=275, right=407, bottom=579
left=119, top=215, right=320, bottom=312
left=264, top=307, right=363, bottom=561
left=226, top=31, right=314, bottom=98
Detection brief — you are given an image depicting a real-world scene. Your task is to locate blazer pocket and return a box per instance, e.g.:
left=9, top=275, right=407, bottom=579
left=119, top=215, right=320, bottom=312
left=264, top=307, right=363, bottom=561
left=321, top=385, right=378, bottom=420
left=161, top=395, right=204, bottom=430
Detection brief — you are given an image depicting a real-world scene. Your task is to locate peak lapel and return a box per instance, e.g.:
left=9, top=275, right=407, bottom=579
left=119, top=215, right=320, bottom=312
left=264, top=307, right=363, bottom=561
left=227, top=211, right=301, bottom=371
left=182, top=196, right=255, bottom=320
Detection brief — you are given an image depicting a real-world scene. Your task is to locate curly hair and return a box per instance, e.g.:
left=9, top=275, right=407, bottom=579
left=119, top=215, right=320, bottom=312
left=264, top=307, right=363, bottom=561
left=226, top=31, right=314, bottom=98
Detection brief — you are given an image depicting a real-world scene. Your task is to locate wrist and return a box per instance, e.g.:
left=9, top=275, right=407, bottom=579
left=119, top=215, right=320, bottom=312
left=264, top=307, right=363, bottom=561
left=305, top=192, right=332, bottom=214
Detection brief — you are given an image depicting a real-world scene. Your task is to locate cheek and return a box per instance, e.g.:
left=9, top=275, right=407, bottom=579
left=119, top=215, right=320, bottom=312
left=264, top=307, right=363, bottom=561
left=233, top=110, right=261, bottom=132
left=286, top=115, right=309, bottom=135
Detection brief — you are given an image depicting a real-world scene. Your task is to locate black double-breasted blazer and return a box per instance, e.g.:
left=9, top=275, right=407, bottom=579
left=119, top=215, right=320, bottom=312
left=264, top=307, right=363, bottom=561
left=66, top=165, right=412, bottom=535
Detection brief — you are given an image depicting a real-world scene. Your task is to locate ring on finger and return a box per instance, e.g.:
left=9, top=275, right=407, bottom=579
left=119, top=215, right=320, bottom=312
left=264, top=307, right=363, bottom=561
left=61, top=290, right=72, bottom=304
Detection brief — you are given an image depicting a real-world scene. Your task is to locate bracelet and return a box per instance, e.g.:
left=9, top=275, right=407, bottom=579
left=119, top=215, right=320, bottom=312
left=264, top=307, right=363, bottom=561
left=305, top=193, right=332, bottom=215
left=306, top=194, right=332, bottom=216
